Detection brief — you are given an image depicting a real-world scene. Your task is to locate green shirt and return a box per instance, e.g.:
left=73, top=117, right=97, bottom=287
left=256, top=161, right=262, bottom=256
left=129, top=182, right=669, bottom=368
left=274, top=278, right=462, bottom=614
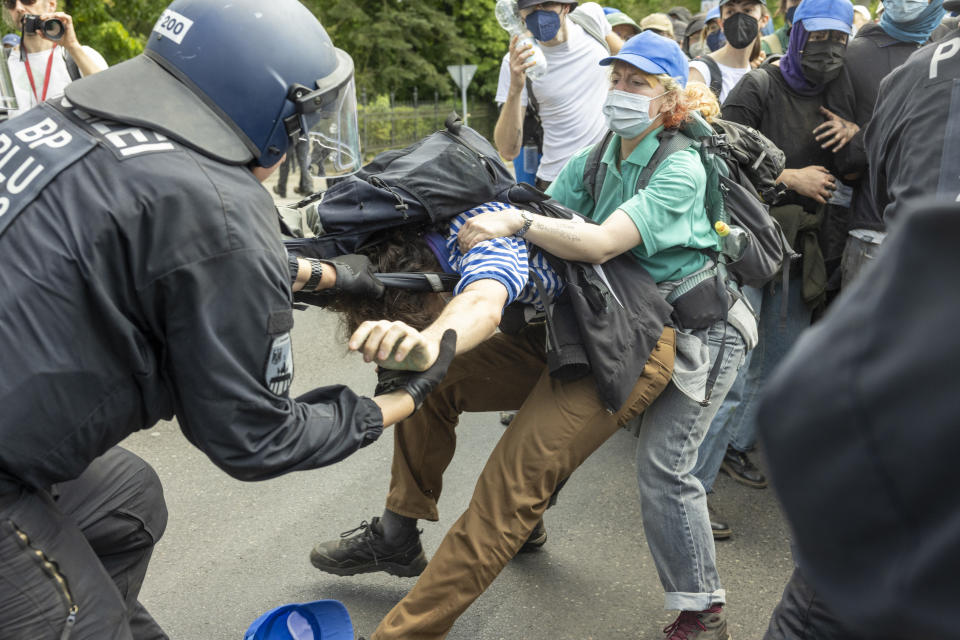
left=546, top=127, right=717, bottom=283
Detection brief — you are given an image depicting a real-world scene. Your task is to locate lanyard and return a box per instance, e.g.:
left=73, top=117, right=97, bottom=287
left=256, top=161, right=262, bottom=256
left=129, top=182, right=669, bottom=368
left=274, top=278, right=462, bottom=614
left=23, top=44, right=58, bottom=106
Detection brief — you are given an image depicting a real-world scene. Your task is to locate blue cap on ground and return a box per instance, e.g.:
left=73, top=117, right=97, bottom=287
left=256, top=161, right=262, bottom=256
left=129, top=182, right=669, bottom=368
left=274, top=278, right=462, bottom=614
left=2, top=34, right=20, bottom=47
left=600, top=30, right=689, bottom=86
left=244, top=600, right=354, bottom=640
left=706, top=6, right=721, bottom=21
left=603, top=6, right=622, bottom=14
left=794, top=0, right=854, bottom=34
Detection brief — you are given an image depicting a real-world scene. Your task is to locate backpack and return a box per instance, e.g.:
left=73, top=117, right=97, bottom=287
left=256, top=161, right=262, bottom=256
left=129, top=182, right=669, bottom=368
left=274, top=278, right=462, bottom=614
left=522, top=9, right=611, bottom=157
left=581, top=111, right=795, bottom=290
left=693, top=55, right=723, bottom=100
left=284, top=113, right=517, bottom=270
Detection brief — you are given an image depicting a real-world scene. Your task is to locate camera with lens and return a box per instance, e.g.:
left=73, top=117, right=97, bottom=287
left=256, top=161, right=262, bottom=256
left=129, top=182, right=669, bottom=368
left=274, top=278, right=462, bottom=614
left=21, top=14, right=65, bottom=41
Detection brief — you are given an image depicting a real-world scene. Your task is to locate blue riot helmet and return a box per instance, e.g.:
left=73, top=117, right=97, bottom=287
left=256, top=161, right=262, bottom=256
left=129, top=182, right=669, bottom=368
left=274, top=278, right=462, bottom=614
left=65, top=0, right=361, bottom=176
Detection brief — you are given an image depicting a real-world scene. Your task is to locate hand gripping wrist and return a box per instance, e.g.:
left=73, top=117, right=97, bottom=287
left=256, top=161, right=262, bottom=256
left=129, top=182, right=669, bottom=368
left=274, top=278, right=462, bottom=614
left=374, top=330, right=458, bottom=410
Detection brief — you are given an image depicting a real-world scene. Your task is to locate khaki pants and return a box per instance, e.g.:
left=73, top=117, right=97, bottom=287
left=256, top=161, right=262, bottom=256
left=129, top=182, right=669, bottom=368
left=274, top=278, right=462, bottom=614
left=374, top=324, right=675, bottom=639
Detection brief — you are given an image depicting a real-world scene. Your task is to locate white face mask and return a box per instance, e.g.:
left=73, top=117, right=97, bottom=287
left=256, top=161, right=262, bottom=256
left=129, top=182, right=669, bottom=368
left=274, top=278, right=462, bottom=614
left=602, top=89, right=668, bottom=139
left=883, top=0, right=929, bottom=23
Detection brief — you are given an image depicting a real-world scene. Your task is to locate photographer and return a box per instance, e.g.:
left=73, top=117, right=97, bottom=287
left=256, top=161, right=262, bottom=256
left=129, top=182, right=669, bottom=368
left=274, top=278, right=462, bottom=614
left=3, top=0, right=107, bottom=118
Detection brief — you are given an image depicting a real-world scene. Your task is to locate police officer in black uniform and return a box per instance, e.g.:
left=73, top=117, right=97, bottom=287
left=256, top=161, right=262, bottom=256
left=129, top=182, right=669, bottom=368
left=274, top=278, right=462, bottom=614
left=0, top=1, right=455, bottom=638
left=759, top=6, right=960, bottom=637
left=865, top=5, right=960, bottom=222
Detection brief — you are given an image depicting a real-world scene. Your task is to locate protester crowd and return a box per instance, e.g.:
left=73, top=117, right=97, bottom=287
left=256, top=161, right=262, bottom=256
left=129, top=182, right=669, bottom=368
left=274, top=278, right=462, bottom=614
left=0, top=0, right=957, bottom=638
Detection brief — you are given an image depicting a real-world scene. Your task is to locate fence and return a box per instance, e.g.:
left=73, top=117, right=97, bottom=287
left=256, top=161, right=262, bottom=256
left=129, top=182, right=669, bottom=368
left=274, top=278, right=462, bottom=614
left=358, top=89, right=497, bottom=160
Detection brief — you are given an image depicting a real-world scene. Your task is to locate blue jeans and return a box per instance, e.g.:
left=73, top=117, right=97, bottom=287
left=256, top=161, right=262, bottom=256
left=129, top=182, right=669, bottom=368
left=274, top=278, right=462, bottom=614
left=636, top=319, right=746, bottom=611
left=693, top=276, right=812, bottom=493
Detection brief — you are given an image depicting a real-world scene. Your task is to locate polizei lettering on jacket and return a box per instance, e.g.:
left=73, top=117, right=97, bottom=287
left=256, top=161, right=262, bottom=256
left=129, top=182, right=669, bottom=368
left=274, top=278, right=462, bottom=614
left=0, top=105, right=96, bottom=239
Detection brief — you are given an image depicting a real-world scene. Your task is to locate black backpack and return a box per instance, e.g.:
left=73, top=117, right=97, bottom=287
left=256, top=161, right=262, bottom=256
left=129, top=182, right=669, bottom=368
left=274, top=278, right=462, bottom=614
left=285, top=113, right=517, bottom=268
left=581, top=112, right=796, bottom=290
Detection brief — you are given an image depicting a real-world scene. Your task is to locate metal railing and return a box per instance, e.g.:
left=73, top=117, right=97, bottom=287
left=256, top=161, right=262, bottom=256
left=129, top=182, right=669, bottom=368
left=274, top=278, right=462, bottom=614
left=358, top=88, right=496, bottom=159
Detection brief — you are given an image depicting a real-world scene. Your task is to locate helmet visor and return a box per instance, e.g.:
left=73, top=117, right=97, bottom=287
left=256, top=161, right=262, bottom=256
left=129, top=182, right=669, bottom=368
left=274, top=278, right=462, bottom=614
left=296, top=49, right=361, bottom=178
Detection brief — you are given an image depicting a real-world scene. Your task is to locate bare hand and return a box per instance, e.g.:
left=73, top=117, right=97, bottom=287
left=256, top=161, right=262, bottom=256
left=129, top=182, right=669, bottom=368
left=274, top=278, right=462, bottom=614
left=508, top=34, right=537, bottom=90
left=814, top=107, right=859, bottom=153
left=751, top=49, right=766, bottom=69
left=781, top=165, right=837, bottom=204
left=37, top=12, right=80, bottom=51
left=349, top=320, right=439, bottom=372
left=457, top=209, right=524, bottom=253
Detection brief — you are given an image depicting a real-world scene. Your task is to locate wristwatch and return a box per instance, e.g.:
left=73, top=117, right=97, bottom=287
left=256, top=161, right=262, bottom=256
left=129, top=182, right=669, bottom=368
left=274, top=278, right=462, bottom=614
left=515, top=211, right=533, bottom=238
left=304, top=258, right=324, bottom=292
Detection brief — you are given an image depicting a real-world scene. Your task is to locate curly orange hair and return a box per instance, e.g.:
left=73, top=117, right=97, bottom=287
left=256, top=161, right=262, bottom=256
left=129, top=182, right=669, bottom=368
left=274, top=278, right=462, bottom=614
left=655, top=74, right=721, bottom=128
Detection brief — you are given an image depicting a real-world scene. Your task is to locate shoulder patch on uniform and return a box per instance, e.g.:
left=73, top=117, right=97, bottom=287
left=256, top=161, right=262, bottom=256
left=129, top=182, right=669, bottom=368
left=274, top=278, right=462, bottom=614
left=264, top=333, right=294, bottom=396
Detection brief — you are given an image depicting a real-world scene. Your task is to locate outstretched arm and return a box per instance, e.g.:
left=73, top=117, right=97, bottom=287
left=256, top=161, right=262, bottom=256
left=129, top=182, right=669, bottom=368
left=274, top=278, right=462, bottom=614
left=458, top=207, right=642, bottom=264
left=349, top=279, right=508, bottom=372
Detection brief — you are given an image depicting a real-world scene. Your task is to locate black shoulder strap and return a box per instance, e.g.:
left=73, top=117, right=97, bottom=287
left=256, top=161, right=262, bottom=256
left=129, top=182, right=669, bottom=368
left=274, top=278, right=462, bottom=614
left=754, top=64, right=775, bottom=105
left=695, top=55, right=723, bottom=100
left=635, top=129, right=696, bottom=192
left=524, top=76, right=539, bottom=119
left=582, top=130, right=615, bottom=202
left=62, top=48, right=81, bottom=81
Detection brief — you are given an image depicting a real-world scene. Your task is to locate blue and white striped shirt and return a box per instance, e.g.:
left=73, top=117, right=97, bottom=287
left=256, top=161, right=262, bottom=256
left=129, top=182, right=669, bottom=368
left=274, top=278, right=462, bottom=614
left=445, top=202, right=564, bottom=310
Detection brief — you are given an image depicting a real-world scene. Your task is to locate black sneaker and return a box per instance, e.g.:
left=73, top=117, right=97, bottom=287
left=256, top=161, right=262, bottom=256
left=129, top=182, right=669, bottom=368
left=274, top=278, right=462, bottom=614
left=518, top=519, right=548, bottom=552
left=309, top=517, right=427, bottom=578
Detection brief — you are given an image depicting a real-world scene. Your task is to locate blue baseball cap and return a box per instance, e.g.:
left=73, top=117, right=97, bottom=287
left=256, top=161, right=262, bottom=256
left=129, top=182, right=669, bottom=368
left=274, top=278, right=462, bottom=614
left=600, top=30, right=689, bottom=86
left=244, top=600, right=354, bottom=640
left=2, top=34, right=20, bottom=47
left=794, top=0, right=854, bottom=34
left=603, top=6, right=622, bottom=14
left=706, top=6, right=721, bottom=21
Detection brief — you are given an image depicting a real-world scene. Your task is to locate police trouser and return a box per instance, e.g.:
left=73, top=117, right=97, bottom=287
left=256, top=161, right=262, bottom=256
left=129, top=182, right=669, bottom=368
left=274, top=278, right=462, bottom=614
left=0, top=447, right=168, bottom=640
left=764, top=567, right=867, bottom=640
left=374, top=323, right=675, bottom=639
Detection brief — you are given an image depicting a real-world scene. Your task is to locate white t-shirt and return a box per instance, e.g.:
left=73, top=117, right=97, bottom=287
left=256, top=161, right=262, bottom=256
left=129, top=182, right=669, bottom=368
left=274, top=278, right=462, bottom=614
left=689, top=58, right=750, bottom=103
left=5, top=44, right=108, bottom=119
left=496, top=2, right=611, bottom=182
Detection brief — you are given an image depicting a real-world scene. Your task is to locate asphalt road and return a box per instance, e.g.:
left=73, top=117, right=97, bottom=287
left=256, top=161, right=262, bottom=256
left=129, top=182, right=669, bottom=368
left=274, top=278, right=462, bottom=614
left=123, top=305, right=795, bottom=640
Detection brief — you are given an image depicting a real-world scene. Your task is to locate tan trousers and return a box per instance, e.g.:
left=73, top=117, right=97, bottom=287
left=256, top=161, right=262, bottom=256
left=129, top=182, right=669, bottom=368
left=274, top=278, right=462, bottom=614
left=373, top=324, right=675, bottom=639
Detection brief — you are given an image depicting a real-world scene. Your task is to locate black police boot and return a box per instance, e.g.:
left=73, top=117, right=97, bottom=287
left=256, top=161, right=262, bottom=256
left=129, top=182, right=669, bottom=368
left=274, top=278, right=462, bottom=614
left=519, top=518, right=548, bottom=552
left=708, top=501, right=732, bottom=540
left=309, top=517, right=427, bottom=577
left=720, top=445, right=768, bottom=489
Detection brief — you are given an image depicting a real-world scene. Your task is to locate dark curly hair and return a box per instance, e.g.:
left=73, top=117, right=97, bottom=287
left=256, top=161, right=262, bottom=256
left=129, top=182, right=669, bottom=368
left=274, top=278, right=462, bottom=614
left=326, top=226, right=447, bottom=336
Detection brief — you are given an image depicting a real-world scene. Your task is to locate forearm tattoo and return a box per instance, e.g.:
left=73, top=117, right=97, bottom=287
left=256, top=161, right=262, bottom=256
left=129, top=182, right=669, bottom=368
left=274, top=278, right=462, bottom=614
left=531, top=217, right=582, bottom=243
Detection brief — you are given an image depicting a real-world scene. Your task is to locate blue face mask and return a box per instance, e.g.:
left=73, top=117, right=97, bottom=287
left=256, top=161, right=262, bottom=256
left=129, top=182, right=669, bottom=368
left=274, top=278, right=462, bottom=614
left=706, top=28, right=726, bottom=50
left=525, top=9, right=562, bottom=42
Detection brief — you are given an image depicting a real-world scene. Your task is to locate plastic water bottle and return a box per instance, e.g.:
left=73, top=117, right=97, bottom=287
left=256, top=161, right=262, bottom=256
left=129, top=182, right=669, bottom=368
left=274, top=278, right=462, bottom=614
left=495, top=0, right=548, bottom=80
left=715, top=220, right=749, bottom=262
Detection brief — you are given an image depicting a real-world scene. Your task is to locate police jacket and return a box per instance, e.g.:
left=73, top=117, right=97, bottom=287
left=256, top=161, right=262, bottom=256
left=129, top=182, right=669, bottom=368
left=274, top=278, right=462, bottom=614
left=826, top=23, right=925, bottom=232
left=757, top=200, right=960, bottom=638
left=864, top=28, right=960, bottom=223
left=0, top=103, right=383, bottom=491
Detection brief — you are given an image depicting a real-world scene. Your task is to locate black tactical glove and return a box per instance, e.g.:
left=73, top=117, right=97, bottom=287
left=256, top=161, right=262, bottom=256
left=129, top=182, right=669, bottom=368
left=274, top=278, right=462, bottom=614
left=324, top=253, right=385, bottom=299
left=374, top=330, right=457, bottom=410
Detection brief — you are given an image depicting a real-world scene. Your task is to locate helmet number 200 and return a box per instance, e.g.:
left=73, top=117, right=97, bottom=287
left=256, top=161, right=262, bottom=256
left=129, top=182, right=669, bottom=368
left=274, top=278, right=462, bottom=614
left=152, top=9, right=194, bottom=46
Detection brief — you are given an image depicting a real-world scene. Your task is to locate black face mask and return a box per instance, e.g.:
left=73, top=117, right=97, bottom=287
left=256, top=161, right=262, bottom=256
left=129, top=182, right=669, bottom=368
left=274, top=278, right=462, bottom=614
left=801, top=40, right=846, bottom=85
left=722, top=13, right=759, bottom=49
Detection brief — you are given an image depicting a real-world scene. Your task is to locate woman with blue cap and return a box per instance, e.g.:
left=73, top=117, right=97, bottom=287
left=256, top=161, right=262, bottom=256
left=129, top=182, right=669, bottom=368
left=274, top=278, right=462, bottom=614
left=690, top=0, right=857, bottom=549
left=459, top=30, right=757, bottom=640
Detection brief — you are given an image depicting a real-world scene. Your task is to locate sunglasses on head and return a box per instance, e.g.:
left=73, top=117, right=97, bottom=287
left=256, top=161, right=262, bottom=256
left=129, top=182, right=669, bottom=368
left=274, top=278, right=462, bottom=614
left=3, top=0, right=37, bottom=10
